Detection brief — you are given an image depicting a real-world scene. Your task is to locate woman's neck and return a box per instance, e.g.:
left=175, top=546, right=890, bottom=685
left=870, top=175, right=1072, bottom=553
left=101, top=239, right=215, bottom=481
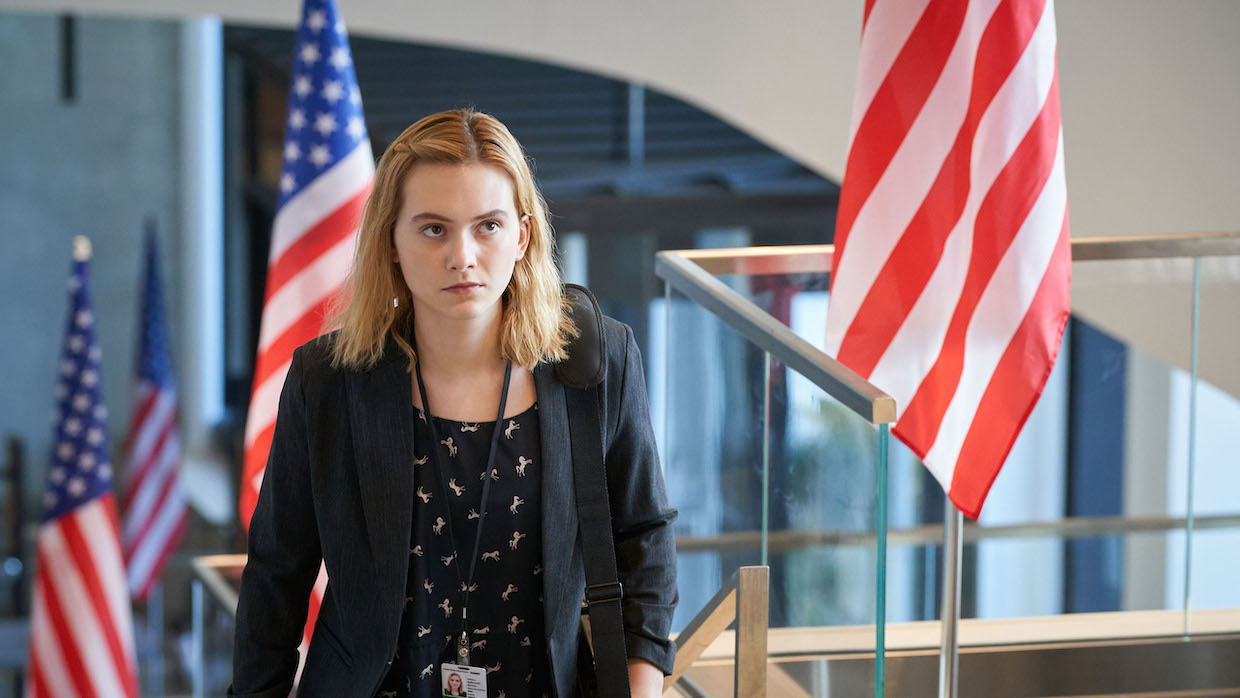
left=407, top=303, right=537, bottom=421
left=412, top=306, right=506, bottom=379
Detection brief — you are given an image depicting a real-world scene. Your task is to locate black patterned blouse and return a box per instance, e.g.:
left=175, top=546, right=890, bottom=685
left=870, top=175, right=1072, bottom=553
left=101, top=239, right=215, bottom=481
left=375, top=400, right=552, bottom=698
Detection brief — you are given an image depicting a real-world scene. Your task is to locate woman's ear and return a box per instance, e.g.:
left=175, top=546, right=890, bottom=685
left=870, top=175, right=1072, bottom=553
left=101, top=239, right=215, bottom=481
left=516, top=213, right=531, bottom=260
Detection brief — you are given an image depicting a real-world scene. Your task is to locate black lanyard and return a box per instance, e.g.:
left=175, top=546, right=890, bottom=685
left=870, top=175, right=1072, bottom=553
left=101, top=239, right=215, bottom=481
left=413, top=357, right=512, bottom=666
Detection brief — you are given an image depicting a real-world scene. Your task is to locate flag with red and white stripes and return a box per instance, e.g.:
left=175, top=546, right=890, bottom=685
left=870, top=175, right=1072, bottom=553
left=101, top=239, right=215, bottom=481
left=825, top=0, right=1071, bottom=518
left=27, top=239, right=139, bottom=698
left=239, top=0, right=372, bottom=669
left=120, top=227, right=188, bottom=601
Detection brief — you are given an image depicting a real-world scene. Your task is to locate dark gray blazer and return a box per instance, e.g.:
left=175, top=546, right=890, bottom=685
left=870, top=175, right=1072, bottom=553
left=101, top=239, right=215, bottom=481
left=230, top=317, right=678, bottom=698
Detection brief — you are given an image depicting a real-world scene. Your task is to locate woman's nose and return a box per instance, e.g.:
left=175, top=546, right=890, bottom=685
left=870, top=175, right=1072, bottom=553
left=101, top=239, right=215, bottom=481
left=446, top=231, right=477, bottom=271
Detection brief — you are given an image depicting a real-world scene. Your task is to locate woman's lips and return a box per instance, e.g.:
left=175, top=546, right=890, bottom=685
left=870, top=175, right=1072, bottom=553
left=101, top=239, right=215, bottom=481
left=444, top=283, right=482, bottom=295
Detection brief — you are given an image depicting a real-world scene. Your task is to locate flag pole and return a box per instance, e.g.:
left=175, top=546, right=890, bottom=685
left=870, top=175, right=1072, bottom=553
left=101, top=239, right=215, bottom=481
left=875, top=424, right=889, bottom=697
left=149, top=582, right=165, bottom=697
left=938, top=500, right=962, bottom=698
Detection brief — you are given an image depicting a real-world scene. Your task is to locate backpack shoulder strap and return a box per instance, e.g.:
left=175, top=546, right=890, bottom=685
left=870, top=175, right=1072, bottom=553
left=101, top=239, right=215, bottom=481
left=555, top=283, right=606, bottom=389
left=558, top=284, right=631, bottom=698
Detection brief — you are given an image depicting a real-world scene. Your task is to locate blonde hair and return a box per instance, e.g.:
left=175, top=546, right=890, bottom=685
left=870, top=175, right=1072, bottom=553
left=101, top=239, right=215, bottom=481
left=322, top=109, right=576, bottom=371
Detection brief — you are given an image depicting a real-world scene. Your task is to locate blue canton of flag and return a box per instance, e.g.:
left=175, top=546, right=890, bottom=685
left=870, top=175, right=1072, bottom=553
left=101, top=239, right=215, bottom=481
left=279, top=0, right=370, bottom=205
left=45, top=243, right=114, bottom=520
left=136, top=231, right=173, bottom=389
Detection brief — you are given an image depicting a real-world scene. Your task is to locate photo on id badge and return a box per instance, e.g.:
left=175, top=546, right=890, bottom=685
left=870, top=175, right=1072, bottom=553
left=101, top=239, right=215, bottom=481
left=441, top=662, right=487, bottom=697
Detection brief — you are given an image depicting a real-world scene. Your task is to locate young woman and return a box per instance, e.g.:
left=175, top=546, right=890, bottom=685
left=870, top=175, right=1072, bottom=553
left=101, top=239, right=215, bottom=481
left=230, top=110, right=678, bottom=698
left=445, top=672, right=466, bottom=696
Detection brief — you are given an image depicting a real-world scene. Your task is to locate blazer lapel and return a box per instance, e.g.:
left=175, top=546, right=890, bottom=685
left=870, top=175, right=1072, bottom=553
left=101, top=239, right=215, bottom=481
left=345, top=349, right=415, bottom=569
left=535, top=362, right=578, bottom=629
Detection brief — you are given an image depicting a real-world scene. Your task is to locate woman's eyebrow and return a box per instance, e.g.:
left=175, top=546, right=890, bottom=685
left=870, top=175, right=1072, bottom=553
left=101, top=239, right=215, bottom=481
left=412, top=209, right=507, bottom=223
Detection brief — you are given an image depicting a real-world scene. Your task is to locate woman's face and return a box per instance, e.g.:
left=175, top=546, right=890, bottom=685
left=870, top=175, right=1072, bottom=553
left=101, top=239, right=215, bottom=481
left=448, top=673, right=463, bottom=690
left=392, top=162, right=530, bottom=327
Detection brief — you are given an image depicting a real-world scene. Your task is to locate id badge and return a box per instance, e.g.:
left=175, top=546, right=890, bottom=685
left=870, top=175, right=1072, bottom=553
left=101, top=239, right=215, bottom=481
left=440, top=662, right=487, bottom=697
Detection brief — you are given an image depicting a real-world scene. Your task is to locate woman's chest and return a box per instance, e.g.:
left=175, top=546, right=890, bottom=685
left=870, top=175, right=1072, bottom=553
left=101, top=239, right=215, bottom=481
left=407, top=409, right=546, bottom=622
left=409, top=402, right=544, bottom=548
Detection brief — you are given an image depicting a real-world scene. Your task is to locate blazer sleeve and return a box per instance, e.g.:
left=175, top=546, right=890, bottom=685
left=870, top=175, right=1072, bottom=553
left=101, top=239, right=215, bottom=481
left=229, top=347, right=322, bottom=698
left=605, top=323, right=679, bottom=675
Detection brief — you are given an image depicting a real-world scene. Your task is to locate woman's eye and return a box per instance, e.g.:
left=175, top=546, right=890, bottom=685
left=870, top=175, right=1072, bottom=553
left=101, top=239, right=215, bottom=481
left=421, top=225, right=443, bottom=237
left=481, top=221, right=500, bottom=233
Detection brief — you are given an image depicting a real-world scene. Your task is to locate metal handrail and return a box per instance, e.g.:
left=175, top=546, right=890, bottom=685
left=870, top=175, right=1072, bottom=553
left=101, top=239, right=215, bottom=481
left=672, top=232, right=1240, bottom=276
left=1071, top=232, right=1240, bottom=260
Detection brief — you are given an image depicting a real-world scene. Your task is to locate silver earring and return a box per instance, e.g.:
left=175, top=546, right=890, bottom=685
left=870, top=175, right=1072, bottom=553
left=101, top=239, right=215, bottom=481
left=393, top=296, right=399, bottom=308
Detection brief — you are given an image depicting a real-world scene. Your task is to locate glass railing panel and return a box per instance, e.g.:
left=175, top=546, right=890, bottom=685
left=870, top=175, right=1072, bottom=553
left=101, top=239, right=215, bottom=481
left=659, top=277, right=894, bottom=691
left=659, top=283, right=770, bottom=633
left=196, top=591, right=238, bottom=696
left=969, top=525, right=1239, bottom=619
left=1185, top=528, right=1240, bottom=614
left=1183, top=253, right=1240, bottom=614
left=1070, top=256, right=1193, bottom=544
left=687, top=248, right=1240, bottom=626
left=190, top=557, right=244, bottom=696
left=659, top=280, right=890, bottom=622
left=967, top=531, right=1185, bottom=620
left=649, top=238, right=1239, bottom=697
left=1122, top=530, right=1188, bottom=613
left=766, top=362, right=885, bottom=630
left=1070, top=251, right=1240, bottom=624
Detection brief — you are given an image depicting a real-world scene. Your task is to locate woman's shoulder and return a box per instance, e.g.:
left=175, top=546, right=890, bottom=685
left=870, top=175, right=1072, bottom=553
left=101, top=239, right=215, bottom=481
left=291, top=329, right=364, bottom=380
left=293, top=330, right=414, bottom=390
left=594, top=315, right=645, bottom=395
left=599, top=315, right=637, bottom=363
left=293, top=331, right=338, bottom=370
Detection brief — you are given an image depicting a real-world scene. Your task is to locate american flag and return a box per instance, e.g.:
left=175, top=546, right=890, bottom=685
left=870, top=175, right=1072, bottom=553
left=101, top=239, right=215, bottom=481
left=120, top=227, right=188, bottom=601
left=239, top=0, right=373, bottom=666
left=825, top=0, right=1071, bottom=518
left=25, top=238, right=139, bottom=698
